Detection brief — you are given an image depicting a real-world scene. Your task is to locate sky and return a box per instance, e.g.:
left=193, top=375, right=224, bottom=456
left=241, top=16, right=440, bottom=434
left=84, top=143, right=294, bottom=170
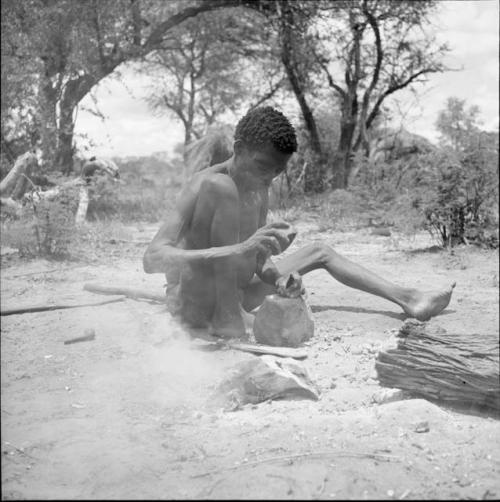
left=74, top=0, right=499, bottom=159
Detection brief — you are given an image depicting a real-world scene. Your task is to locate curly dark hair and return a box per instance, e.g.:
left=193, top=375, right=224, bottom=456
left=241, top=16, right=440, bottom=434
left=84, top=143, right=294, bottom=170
left=234, top=106, right=297, bottom=154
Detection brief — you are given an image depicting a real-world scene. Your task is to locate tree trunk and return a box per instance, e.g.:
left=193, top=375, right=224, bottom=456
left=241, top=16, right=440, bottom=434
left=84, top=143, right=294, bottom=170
left=56, top=100, right=76, bottom=175
left=0, top=152, right=38, bottom=199
left=184, top=127, right=192, bottom=146
left=331, top=96, right=358, bottom=189
left=55, top=75, right=96, bottom=175
left=280, top=4, right=324, bottom=193
left=38, top=76, right=59, bottom=170
left=280, top=55, right=324, bottom=192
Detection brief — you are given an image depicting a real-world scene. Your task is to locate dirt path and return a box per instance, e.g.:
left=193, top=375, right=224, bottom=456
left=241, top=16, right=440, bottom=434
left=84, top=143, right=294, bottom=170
left=1, top=223, right=499, bottom=499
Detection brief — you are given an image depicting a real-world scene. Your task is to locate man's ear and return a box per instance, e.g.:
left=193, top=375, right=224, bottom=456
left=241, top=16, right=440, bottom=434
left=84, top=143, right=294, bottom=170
left=233, top=139, right=244, bottom=156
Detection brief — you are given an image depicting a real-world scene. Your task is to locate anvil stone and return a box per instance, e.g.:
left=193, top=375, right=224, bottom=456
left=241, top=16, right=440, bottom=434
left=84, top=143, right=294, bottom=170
left=253, top=294, right=314, bottom=348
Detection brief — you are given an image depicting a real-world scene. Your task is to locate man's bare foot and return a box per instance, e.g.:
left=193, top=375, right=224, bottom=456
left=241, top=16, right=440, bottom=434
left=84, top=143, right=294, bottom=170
left=402, top=282, right=456, bottom=321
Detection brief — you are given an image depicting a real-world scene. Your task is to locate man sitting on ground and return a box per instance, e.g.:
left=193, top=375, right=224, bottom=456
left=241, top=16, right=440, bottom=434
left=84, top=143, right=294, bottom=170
left=143, top=107, right=455, bottom=339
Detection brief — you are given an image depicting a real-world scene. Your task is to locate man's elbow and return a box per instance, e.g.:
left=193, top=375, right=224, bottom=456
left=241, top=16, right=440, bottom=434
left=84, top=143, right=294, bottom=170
left=142, top=249, right=156, bottom=274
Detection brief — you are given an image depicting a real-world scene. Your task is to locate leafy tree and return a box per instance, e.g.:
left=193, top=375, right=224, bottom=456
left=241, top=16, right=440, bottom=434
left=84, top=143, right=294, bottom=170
left=0, top=0, right=41, bottom=176
left=1, top=0, right=279, bottom=175
left=420, top=99, right=499, bottom=247
left=275, top=0, right=325, bottom=192
left=314, top=0, right=449, bottom=188
left=144, top=9, right=284, bottom=145
left=436, top=97, right=481, bottom=152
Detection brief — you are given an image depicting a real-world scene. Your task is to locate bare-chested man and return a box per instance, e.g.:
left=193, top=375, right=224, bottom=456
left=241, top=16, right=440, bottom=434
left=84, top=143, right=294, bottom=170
left=143, top=107, right=455, bottom=339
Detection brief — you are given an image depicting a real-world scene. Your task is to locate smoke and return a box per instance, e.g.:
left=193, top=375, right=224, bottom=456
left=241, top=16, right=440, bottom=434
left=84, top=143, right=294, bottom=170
left=67, top=305, right=250, bottom=414
left=133, top=313, right=246, bottom=412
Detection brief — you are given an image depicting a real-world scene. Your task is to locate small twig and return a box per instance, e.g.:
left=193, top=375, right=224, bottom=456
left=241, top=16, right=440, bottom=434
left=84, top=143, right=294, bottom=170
left=191, top=451, right=399, bottom=479
left=64, top=330, right=96, bottom=345
left=316, top=475, right=328, bottom=497
left=202, top=478, right=226, bottom=498
left=399, top=488, right=411, bottom=500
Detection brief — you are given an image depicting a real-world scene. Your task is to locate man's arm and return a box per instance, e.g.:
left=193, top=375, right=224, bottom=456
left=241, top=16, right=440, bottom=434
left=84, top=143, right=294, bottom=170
left=143, top=180, right=289, bottom=274
left=143, top=182, right=241, bottom=274
left=254, top=190, right=296, bottom=286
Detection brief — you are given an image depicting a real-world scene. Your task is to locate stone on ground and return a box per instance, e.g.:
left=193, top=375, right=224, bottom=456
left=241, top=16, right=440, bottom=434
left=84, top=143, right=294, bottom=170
left=253, top=295, right=314, bottom=347
left=217, top=355, right=320, bottom=407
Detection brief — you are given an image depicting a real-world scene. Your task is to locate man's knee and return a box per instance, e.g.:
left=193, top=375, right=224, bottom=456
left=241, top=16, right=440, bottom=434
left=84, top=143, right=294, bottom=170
left=309, top=242, right=333, bottom=266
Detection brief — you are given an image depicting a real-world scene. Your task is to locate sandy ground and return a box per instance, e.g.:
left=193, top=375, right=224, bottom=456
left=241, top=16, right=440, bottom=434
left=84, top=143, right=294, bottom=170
left=1, top=221, right=499, bottom=500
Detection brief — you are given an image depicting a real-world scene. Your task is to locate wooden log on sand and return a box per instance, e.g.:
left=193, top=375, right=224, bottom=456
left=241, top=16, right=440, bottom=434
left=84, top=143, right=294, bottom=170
left=375, top=319, right=500, bottom=412
left=83, top=283, right=166, bottom=303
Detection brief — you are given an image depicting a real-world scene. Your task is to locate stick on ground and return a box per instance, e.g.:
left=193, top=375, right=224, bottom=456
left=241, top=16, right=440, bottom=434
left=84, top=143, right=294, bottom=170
left=191, top=451, right=399, bottom=479
left=0, top=297, right=125, bottom=316
left=83, top=283, right=165, bottom=303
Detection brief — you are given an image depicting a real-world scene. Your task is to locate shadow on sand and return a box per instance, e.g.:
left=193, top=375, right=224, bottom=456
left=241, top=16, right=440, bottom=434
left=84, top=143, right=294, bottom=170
left=310, top=304, right=456, bottom=321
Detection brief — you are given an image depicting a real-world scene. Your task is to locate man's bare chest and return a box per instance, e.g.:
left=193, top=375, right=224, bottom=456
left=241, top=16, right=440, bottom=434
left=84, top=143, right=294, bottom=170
left=239, top=191, right=264, bottom=241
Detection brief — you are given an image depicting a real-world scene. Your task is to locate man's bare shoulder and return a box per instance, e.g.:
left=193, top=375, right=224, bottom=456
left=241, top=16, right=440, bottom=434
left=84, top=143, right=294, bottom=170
left=187, top=164, right=234, bottom=193
left=176, top=164, right=234, bottom=215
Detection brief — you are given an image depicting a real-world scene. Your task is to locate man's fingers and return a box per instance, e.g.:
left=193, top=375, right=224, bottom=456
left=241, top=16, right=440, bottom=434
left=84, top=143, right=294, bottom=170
left=266, top=221, right=291, bottom=230
left=260, top=228, right=289, bottom=249
left=259, top=235, right=282, bottom=255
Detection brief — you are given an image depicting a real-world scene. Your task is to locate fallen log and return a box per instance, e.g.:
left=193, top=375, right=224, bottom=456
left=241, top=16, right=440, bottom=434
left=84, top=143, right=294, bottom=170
left=1, top=296, right=125, bottom=316
left=375, top=319, right=500, bottom=412
left=224, top=340, right=308, bottom=360
left=83, top=283, right=166, bottom=303
left=0, top=152, right=38, bottom=200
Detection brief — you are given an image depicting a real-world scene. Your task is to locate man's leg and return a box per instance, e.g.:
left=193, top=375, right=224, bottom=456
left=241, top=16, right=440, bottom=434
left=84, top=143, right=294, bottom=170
left=243, top=242, right=455, bottom=321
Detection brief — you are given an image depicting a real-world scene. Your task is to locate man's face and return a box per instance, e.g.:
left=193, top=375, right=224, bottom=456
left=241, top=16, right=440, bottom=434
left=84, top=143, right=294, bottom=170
left=234, top=140, right=292, bottom=190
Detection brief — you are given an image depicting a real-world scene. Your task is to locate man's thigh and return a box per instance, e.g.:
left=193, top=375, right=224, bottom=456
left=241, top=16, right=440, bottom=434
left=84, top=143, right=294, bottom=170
left=179, top=263, right=216, bottom=327
left=242, top=276, right=276, bottom=312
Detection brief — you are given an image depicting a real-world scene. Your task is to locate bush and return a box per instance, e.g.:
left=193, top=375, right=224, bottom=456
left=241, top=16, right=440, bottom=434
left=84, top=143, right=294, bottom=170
left=86, top=157, right=182, bottom=222
left=2, top=185, right=79, bottom=259
left=346, top=126, right=499, bottom=248
left=418, top=141, right=498, bottom=248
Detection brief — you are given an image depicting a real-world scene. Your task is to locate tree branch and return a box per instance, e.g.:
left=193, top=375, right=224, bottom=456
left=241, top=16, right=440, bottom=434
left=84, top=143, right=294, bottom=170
left=144, top=0, right=238, bottom=52
left=361, top=1, right=383, bottom=112
left=248, top=77, right=286, bottom=110
left=317, top=57, right=347, bottom=98
left=91, top=0, right=106, bottom=70
left=365, top=68, right=440, bottom=130
left=357, top=0, right=383, bottom=152
left=130, top=0, right=142, bottom=46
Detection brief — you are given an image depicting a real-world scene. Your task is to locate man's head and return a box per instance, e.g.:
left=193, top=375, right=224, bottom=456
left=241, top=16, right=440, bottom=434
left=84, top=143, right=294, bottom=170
left=232, top=107, right=297, bottom=188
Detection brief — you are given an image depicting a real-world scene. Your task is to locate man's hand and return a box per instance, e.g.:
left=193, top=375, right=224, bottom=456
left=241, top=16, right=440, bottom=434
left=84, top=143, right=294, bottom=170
left=276, top=272, right=305, bottom=298
left=238, top=221, right=297, bottom=265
